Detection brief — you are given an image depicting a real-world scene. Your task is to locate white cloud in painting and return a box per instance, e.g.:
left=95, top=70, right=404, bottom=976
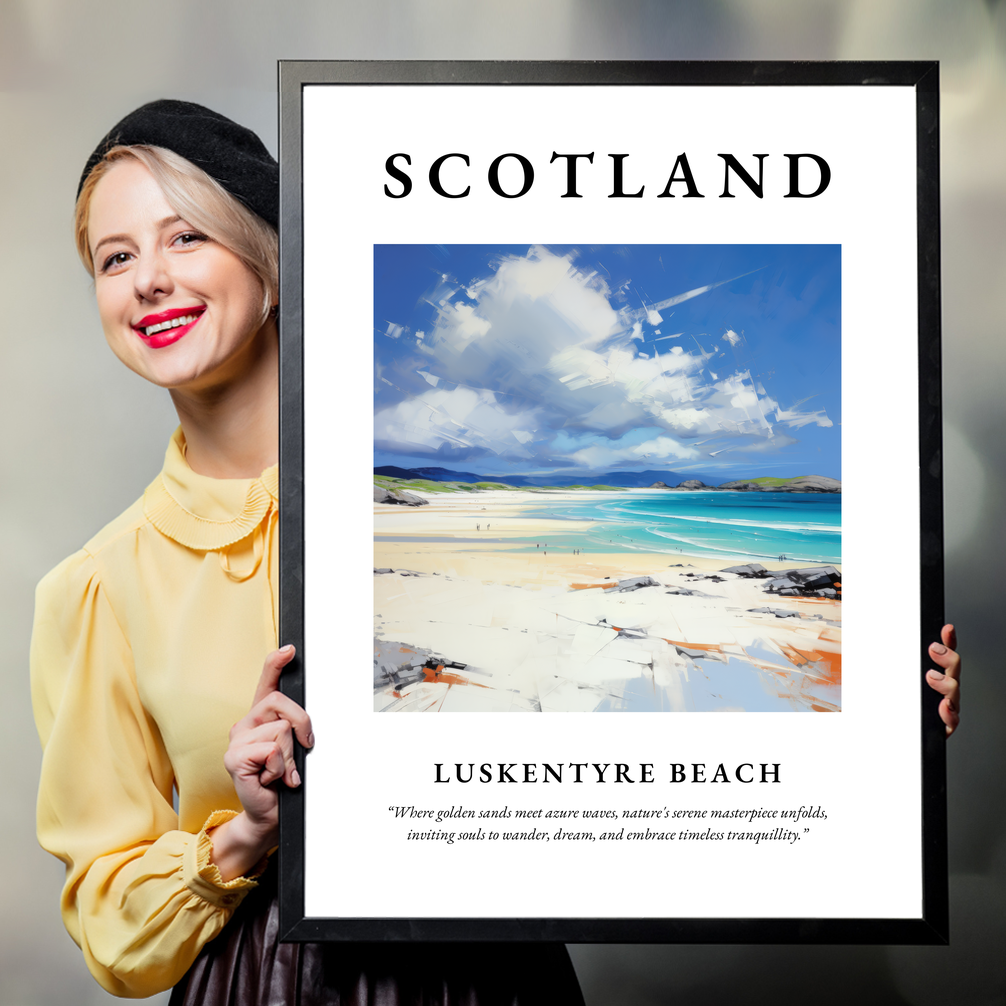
left=568, top=434, right=703, bottom=469
left=774, top=402, right=834, bottom=429
left=374, top=386, right=540, bottom=459
left=728, top=433, right=800, bottom=453
left=385, top=247, right=832, bottom=468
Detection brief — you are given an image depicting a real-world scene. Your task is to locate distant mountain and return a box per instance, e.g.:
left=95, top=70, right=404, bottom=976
left=374, top=465, right=719, bottom=488
left=374, top=465, right=537, bottom=486
left=376, top=465, right=840, bottom=492
left=572, top=469, right=693, bottom=488
left=412, top=466, right=540, bottom=486
left=374, top=465, right=430, bottom=481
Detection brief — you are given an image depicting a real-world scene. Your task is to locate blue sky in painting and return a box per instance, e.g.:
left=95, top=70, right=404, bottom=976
left=374, top=245, right=840, bottom=480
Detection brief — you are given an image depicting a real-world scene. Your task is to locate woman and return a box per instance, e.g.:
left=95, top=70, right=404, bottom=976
left=31, top=100, right=586, bottom=1003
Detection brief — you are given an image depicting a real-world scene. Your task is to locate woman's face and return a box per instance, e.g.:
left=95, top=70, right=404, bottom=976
left=87, top=158, right=270, bottom=393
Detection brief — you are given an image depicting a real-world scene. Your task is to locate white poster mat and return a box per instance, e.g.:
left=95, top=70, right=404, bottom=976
left=301, top=84, right=919, bottom=920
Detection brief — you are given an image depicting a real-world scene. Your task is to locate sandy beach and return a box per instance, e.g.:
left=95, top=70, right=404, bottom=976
left=374, top=491, right=841, bottom=714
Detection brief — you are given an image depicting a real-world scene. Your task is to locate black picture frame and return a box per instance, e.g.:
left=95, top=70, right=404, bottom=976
left=277, top=60, right=945, bottom=944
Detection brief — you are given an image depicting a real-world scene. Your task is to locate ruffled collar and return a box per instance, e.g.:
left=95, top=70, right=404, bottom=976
left=143, top=428, right=278, bottom=551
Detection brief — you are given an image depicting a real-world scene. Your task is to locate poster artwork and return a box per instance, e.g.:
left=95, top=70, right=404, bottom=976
left=287, top=64, right=943, bottom=941
left=373, top=243, right=841, bottom=714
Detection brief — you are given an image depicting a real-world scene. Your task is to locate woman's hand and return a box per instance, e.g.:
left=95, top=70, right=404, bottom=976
left=209, top=645, right=314, bottom=881
left=926, top=624, right=961, bottom=738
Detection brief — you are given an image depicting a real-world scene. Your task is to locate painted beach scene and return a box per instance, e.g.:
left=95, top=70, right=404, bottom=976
left=373, top=244, right=840, bottom=713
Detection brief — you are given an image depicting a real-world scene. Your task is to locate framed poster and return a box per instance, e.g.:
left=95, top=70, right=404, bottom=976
left=277, top=61, right=946, bottom=943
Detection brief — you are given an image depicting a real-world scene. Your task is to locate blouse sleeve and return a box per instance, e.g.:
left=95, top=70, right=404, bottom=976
left=31, top=549, right=262, bottom=998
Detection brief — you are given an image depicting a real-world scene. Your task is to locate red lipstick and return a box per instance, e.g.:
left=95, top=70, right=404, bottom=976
left=132, top=306, right=205, bottom=349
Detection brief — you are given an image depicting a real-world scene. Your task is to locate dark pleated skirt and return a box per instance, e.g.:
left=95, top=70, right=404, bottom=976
left=169, top=869, right=585, bottom=1006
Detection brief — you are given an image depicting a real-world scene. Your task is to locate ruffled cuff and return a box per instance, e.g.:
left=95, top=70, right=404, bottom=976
left=182, top=810, right=269, bottom=909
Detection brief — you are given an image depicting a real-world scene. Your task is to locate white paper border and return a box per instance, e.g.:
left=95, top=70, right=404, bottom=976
left=300, top=83, right=921, bottom=921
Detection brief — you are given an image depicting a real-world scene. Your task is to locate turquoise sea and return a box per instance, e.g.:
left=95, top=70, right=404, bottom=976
left=509, top=491, right=841, bottom=565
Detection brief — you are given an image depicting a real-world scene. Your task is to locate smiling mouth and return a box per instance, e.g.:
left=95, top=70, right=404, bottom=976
left=135, top=307, right=206, bottom=338
left=143, top=313, right=198, bottom=337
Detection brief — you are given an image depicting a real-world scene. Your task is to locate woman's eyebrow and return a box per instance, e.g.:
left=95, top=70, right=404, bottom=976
left=92, top=232, right=132, bottom=256
left=92, top=216, right=185, bottom=257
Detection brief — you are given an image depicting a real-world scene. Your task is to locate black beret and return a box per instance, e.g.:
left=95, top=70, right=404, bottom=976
left=78, top=99, right=278, bottom=228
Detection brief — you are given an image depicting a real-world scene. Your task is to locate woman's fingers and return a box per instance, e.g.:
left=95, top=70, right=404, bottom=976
left=223, top=645, right=312, bottom=814
left=252, top=644, right=296, bottom=707
left=242, top=644, right=314, bottom=749
left=218, top=647, right=309, bottom=845
left=926, top=667, right=959, bottom=704
left=941, top=623, right=958, bottom=654
left=258, top=742, right=289, bottom=788
left=224, top=738, right=287, bottom=788
left=928, top=627, right=960, bottom=684
left=232, top=689, right=314, bottom=750
left=924, top=680, right=960, bottom=736
left=927, top=623, right=961, bottom=737
left=230, top=719, right=302, bottom=788
left=255, top=691, right=313, bottom=749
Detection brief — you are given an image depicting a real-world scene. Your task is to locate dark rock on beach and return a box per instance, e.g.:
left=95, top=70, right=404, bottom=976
left=761, top=565, right=841, bottom=599
left=776, top=475, right=841, bottom=493
left=716, top=480, right=766, bottom=491
left=748, top=606, right=827, bottom=621
left=373, top=638, right=467, bottom=690
left=374, top=485, right=428, bottom=506
left=721, top=563, right=770, bottom=578
left=717, top=475, right=841, bottom=493
left=615, top=575, right=662, bottom=592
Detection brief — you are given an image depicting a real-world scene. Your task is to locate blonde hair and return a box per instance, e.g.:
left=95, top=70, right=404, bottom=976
left=75, top=145, right=278, bottom=323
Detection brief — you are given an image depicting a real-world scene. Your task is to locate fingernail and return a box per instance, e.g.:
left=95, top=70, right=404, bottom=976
left=307, top=732, right=315, bottom=748
left=931, top=643, right=947, bottom=654
left=280, top=644, right=295, bottom=654
left=292, top=768, right=301, bottom=787
left=928, top=670, right=944, bottom=679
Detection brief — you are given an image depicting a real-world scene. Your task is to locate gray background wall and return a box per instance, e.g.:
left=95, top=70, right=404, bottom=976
left=1, top=2, right=1003, bottom=1003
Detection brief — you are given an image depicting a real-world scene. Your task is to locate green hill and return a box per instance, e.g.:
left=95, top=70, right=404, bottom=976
left=373, top=476, right=625, bottom=495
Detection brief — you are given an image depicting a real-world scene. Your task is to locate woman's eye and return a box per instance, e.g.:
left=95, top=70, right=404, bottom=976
left=101, top=251, right=131, bottom=273
left=173, top=231, right=208, bottom=248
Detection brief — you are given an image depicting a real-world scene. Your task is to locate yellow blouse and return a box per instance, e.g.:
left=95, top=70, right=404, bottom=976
left=31, top=428, right=279, bottom=998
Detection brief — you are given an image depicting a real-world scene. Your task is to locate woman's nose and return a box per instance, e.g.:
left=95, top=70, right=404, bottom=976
left=133, top=249, right=173, bottom=302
